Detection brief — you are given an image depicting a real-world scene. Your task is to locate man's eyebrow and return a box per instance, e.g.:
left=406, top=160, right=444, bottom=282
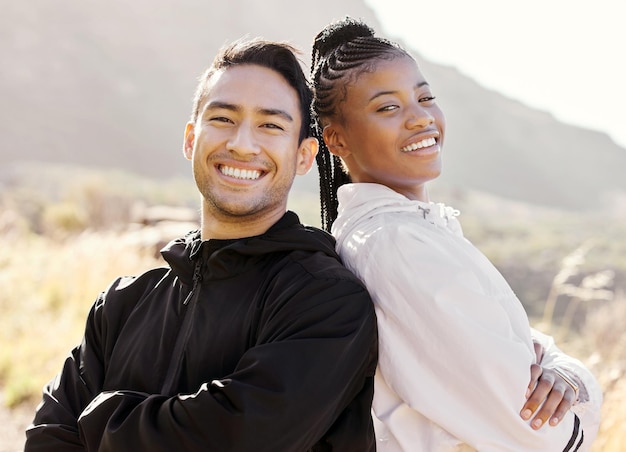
left=204, top=101, right=239, bottom=112
left=368, top=81, right=430, bottom=103
left=257, top=108, right=293, bottom=123
left=203, top=102, right=293, bottom=123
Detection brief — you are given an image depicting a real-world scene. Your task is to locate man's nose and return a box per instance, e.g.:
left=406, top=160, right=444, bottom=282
left=226, top=123, right=261, bottom=156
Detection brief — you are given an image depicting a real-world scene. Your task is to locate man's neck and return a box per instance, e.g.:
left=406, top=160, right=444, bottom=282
left=199, top=204, right=286, bottom=240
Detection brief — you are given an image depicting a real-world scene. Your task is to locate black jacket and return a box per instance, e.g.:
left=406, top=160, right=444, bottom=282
left=25, top=212, right=378, bottom=451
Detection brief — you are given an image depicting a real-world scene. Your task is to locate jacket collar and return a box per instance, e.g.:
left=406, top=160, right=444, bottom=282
left=160, top=211, right=337, bottom=285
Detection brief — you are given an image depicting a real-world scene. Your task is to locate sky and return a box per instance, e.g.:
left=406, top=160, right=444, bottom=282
left=364, top=0, right=626, bottom=149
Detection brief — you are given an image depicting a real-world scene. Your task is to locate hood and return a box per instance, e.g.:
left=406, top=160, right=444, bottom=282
left=332, top=183, right=462, bottom=240
left=160, top=211, right=338, bottom=285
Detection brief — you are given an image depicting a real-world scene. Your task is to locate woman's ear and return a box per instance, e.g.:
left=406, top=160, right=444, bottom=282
left=322, top=124, right=350, bottom=158
left=183, top=122, right=195, bottom=160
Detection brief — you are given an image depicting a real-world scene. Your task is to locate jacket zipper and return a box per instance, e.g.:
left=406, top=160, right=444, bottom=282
left=162, top=259, right=203, bottom=394
left=182, top=260, right=203, bottom=305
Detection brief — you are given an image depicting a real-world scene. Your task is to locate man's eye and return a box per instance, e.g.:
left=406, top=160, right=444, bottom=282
left=210, top=116, right=232, bottom=123
left=419, top=96, right=436, bottom=103
left=262, top=123, right=284, bottom=131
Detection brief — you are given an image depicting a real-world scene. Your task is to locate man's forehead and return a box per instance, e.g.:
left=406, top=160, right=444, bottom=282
left=202, top=65, right=300, bottom=116
left=206, top=65, right=291, bottom=94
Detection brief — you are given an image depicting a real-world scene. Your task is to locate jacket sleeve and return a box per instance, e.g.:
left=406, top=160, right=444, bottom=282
left=353, top=223, right=585, bottom=452
left=75, top=275, right=377, bottom=452
left=531, top=327, right=603, bottom=447
left=25, top=293, right=107, bottom=451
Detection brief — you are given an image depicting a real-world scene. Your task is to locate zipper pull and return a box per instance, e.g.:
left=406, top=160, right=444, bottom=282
left=182, top=260, right=203, bottom=305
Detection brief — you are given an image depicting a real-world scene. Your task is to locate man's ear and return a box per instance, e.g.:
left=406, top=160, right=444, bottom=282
left=322, top=125, right=350, bottom=158
left=183, top=122, right=195, bottom=160
left=295, top=137, right=319, bottom=175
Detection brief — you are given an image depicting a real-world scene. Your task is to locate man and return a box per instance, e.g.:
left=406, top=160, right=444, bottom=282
left=25, top=39, right=378, bottom=451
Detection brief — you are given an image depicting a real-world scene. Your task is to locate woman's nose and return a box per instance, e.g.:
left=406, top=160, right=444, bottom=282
left=405, top=104, right=434, bottom=129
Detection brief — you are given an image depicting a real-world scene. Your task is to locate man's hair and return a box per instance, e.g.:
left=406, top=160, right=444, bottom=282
left=310, top=17, right=410, bottom=231
left=191, top=38, right=313, bottom=144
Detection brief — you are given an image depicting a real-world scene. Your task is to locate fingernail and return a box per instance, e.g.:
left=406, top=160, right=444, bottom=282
left=521, top=409, right=532, bottom=420
left=532, top=419, right=543, bottom=429
left=550, top=417, right=559, bottom=426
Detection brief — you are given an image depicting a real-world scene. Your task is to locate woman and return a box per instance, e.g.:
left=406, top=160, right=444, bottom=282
left=310, top=17, right=602, bottom=451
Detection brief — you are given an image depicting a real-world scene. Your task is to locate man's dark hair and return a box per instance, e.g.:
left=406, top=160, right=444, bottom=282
left=191, top=39, right=313, bottom=144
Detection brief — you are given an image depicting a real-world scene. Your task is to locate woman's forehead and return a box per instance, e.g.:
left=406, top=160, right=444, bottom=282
left=346, top=56, right=425, bottom=102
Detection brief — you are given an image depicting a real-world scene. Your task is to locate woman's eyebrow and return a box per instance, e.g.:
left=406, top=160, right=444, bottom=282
left=368, top=82, right=430, bottom=104
left=368, top=90, right=397, bottom=103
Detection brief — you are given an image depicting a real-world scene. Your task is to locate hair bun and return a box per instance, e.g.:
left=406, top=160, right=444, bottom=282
left=313, top=17, right=375, bottom=60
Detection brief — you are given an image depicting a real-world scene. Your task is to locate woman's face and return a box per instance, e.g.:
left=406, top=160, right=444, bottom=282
left=323, top=55, right=445, bottom=201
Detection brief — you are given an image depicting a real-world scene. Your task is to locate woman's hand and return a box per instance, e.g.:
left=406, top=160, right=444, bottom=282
left=520, top=341, right=578, bottom=429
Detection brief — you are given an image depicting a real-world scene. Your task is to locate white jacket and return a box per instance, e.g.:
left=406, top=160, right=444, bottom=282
left=332, top=183, right=602, bottom=452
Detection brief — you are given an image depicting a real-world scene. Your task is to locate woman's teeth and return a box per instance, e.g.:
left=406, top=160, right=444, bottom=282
left=401, top=137, right=436, bottom=153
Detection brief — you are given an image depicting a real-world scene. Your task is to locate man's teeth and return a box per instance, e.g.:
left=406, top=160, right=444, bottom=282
left=401, top=137, right=436, bottom=152
left=220, top=165, right=261, bottom=180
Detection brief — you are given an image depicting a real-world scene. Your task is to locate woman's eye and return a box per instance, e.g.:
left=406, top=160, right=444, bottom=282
left=419, top=96, right=436, bottom=103
left=377, top=105, right=399, bottom=112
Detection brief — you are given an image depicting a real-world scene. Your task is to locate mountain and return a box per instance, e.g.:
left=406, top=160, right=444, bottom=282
left=2, top=0, right=625, bottom=211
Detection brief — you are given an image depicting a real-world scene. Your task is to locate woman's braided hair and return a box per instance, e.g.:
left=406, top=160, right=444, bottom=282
left=310, top=17, right=409, bottom=231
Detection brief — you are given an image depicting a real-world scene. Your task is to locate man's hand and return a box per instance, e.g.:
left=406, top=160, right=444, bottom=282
left=519, top=341, right=577, bottom=429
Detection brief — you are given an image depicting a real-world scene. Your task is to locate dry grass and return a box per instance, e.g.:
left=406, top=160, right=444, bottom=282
left=541, top=292, right=626, bottom=452
left=582, top=294, right=626, bottom=451
left=0, top=230, right=164, bottom=407
left=529, top=239, right=626, bottom=451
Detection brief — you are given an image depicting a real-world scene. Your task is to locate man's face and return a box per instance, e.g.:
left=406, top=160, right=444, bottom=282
left=184, top=64, right=316, bottom=224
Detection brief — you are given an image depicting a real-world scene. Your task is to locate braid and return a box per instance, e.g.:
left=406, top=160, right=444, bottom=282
left=311, top=17, right=408, bottom=231
left=313, top=120, right=350, bottom=231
